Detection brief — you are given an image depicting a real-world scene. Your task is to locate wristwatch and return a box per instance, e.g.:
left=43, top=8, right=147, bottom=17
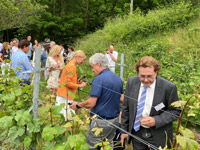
left=76, top=103, right=81, bottom=109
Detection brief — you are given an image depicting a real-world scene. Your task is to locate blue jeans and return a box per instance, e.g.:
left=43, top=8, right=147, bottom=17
left=41, top=51, right=47, bottom=68
left=19, top=80, right=31, bottom=86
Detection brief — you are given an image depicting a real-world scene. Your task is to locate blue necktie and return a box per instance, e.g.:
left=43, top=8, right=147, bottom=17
left=133, top=86, right=147, bottom=132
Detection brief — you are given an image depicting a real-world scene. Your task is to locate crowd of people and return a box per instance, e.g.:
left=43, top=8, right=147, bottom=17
left=0, top=37, right=180, bottom=150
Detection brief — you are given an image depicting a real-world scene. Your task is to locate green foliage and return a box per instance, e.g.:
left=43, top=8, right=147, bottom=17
left=1, top=1, right=200, bottom=149
left=176, top=134, right=198, bottom=150
left=74, top=2, right=200, bottom=149
left=65, top=134, right=89, bottom=150
left=24, top=136, right=32, bottom=147
left=0, top=0, right=45, bottom=31
left=0, top=67, right=92, bottom=149
left=15, top=110, right=31, bottom=126
left=42, top=126, right=57, bottom=141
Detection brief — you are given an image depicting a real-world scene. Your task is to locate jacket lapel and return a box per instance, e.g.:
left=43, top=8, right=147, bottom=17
left=150, top=77, right=162, bottom=116
left=132, top=77, right=141, bottom=116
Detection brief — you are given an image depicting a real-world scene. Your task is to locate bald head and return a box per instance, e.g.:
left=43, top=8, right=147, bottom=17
left=109, top=45, right=114, bottom=53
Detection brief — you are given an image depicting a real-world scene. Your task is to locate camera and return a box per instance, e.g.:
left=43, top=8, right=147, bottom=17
left=78, top=76, right=86, bottom=83
left=63, top=52, right=67, bottom=57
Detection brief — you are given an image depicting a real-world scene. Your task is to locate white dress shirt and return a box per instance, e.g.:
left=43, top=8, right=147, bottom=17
left=105, top=51, right=118, bottom=67
left=138, top=79, right=156, bottom=117
left=12, top=46, right=18, bottom=54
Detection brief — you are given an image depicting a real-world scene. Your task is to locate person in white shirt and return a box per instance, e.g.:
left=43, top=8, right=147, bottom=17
left=11, top=38, right=19, bottom=54
left=105, top=44, right=118, bottom=72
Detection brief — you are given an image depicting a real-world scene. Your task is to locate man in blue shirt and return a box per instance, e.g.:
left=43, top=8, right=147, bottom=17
left=71, top=53, right=124, bottom=150
left=11, top=39, right=33, bottom=85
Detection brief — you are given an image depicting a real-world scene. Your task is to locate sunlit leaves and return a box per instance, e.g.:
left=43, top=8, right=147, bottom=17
left=94, top=138, right=111, bottom=150
left=176, top=126, right=199, bottom=150
left=171, top=101, right=186, bottom=108
left=91, top=114, right=97, bottom=120
left=91, top=127, right=103, bottom=136
left=66, top=134, right=89, bottom=150
left=64, top=122, right=73, bottom=128
left=176, top=135, right=198, bottom=150
left=179, top=126, right=194, bottom=139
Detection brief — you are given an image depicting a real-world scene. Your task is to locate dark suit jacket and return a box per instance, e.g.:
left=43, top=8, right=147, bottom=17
left=121, top=76, right=181, bottom=148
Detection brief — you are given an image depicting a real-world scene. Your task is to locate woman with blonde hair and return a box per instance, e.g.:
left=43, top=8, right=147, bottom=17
left=56, top=50, right=87, bottom=121
left=46, top=45, right=64, bottom=95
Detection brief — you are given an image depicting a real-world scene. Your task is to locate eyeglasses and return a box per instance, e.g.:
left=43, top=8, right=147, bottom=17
left=139, top=74, right=155, bottom=79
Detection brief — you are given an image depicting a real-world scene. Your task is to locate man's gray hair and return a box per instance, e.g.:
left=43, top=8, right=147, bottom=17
left=13, top=38, right=19, bottom=43
left=89, top=53, right=108, bottom=67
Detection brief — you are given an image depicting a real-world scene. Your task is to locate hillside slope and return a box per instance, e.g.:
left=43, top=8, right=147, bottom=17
left=74, top=2, right=200, bottom=129
left=74, top=2, right=200, bottom=83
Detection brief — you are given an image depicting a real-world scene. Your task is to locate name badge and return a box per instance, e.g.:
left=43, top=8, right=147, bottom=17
left=154, top=103, right=165, bottom=111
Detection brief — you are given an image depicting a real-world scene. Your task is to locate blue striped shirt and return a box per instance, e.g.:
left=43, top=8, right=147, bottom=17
left=11, top=49, right=33, bottom=80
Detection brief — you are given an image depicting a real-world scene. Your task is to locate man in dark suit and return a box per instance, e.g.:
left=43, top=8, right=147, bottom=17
left=121, top=56, right=181, bottom=149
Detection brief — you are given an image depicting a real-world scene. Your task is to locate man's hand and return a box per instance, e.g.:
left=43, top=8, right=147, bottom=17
left=78, top=76, right=85, bottom=84
left=140, top=116, right=156, bottom=127
left=121, top=133, right=128, bottom=147
left=79, top=82, right=87, bottom=88
left=106, top=50, right=110, bottom=54
left=70, top=101, right=78, bottom=111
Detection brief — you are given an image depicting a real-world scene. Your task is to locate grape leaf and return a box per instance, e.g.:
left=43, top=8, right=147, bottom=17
left=42, top=126, right=57, bottom=141
left=171, top=101, right=186, bottom=107
left=80, top=143, right=90, bottom=150
left=44, top=141, right=54, bottom=150
left=54, top=126, right=66, bottom=136
left=176, top=135, right=198, bottom=150
left=179, top=126, right=194, bottom=139
left=24, top=136, right=32, bottom=147
left=14, top=88, right=22, bottom=97
left=64, top=122, right=72, bottom=128
left=27, top=119, right=43, bottom=133
left=8, top=126, right=18, bottom=140
left=91, top=127, right=103, bottom=136
left=15, top=110, right=31, bottom=126
left=67, top=135, right=76, bottom=148
left=0, top=116, right=13, bottom=129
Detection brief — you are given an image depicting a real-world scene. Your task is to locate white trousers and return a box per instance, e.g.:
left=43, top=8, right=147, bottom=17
left=56, top=96, right=75, bottom=121
left=1, top=63, right=10, bottom=75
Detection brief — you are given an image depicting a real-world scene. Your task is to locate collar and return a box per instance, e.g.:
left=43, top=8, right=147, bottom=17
left=141, top=79, right=156, bottom=89
left=99, top=68, right=109, bottom=75
left=18, top=49, right=26, bottom=54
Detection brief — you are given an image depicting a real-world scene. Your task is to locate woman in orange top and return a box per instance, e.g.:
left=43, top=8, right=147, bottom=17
left=56, top=50, right=87, bottom=121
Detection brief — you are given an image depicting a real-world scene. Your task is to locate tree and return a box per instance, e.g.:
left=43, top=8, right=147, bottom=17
left=0, top=0, right=45, bottom=31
